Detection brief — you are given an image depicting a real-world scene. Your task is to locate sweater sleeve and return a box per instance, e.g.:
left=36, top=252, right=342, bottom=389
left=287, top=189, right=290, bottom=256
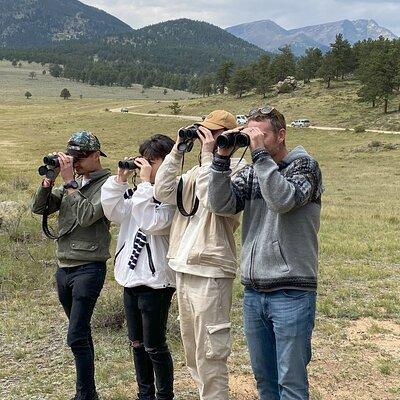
left=130, top=182, right=175, bottom=235
left=252, top=149, right=322, bottom=213
left=100, top=176, right=132, bottom=224
left=208, top=154, right=248, bottom=215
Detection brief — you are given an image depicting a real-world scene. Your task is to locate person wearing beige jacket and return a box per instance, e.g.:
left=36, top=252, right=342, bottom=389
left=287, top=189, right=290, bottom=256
left=154, top=110, right=246, bottom=400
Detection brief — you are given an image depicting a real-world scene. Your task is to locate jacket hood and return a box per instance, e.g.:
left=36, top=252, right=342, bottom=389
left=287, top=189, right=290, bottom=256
left=282, top=146, right=312, bottom=165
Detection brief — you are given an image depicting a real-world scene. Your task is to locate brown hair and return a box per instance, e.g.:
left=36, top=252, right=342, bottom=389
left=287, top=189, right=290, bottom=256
left=248, top=109, right=286, bottom=134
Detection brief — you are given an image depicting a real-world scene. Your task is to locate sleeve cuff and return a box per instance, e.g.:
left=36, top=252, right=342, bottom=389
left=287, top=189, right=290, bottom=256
left=251, top=148, right=271, bottom=164
left=170, top=147, right=184, bottom=161
left=211, top=153, right=231, bottom=172
left=111, top=175, right=129, bottom=188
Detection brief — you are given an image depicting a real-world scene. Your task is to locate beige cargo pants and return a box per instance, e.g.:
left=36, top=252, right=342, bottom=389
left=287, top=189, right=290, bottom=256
left=176, top=272, right=233, bottom=400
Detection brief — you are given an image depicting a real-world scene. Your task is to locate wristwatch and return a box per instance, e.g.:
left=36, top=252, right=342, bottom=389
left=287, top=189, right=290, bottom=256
left=63, top=180, right=79, bottom=190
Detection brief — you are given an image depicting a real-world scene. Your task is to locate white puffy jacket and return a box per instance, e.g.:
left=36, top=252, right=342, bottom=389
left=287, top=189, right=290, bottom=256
left=101, top=176, right=176, bottom=289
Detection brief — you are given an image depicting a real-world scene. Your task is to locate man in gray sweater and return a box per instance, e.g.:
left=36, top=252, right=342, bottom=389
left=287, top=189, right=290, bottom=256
left=208, top=106, right=323, bottom=400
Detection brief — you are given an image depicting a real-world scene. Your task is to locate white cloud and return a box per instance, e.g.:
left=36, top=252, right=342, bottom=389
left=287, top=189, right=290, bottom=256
left=80, top=0, right=400, bottom=35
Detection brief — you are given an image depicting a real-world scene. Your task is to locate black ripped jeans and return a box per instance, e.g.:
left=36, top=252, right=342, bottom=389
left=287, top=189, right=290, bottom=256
left=124, top=286, right=175, bottom=400
left=56, top=262, right=106, bottom=400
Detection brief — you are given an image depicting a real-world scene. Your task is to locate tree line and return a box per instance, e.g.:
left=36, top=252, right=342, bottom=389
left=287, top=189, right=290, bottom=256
left=2, top=34, right=400, bottom=113
left=211, top=35, right=400, bottom=114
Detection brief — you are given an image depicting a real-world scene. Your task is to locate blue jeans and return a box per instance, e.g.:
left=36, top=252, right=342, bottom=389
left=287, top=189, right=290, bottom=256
left=243, top=287, right=316, bottom=400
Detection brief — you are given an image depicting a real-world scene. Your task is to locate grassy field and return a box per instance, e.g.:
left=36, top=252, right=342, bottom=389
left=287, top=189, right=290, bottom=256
left=0, top=60, right=195, bottom=103
left=0, top=61, right=399, bottom=400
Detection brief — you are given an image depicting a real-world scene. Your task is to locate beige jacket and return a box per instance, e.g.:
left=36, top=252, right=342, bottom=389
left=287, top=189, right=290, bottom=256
left=154, top=148, right=246, bottom=278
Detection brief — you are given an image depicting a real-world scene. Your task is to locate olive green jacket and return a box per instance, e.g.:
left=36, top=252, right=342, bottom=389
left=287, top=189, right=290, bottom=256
left=31, top=169, right=111, bottom=266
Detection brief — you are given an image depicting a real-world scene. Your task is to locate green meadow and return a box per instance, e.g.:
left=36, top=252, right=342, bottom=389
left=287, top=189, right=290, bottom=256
left=0, top=61, right=399, bottom=399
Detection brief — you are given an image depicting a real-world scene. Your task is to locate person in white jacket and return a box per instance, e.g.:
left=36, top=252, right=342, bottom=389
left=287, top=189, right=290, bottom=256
left=101, top=134, right=176, bottom=400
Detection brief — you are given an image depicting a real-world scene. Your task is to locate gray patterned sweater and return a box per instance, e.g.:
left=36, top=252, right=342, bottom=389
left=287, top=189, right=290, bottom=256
left=208, top=146, right=323, bottom=291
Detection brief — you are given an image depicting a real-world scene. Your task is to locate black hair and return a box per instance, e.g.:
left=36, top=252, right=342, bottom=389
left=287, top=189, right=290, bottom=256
left=139, top=134, right=175, bottom=160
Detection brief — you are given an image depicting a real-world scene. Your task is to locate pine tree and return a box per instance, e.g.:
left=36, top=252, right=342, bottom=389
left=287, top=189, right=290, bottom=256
left=199, top=75, right=214, bottom=97
left=330, top=34, right=356, bottom=79
left=255, top=55, right=273, bottom=98
left=270, top=46, right=296, bottom=82
left=60, top=88, right=71, bottom=100
left=216, top=61, right=234, bottom=94
left=357, top=41, right=399, bottom=113
left=50, top=64, right=63, bottom=78
left=228, top=68, right=253, bottom=98
left=297, top=48, right=323, bottom=83
left=168, top=101, right=181, bottom=115
left=317, top=52, right=336, bottom=88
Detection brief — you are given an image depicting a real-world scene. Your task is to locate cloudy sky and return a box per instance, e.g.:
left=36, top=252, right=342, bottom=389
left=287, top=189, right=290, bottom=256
left=81, top=0, right=400, bottom=35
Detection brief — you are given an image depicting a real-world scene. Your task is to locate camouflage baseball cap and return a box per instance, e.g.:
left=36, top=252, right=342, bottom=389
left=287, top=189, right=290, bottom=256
left=66, top=130, right=107, bottom=157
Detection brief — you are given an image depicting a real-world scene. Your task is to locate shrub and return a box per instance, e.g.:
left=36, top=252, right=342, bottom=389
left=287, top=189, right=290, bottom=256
left=354, top=125, right=366, bottom=133
left=12, top=176, right=29, bottom=191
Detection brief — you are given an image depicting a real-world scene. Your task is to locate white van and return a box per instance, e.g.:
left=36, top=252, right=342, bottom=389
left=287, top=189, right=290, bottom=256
left=236, top=115, right=247, bottom=125
left=291, top=119, right=311, bottom=128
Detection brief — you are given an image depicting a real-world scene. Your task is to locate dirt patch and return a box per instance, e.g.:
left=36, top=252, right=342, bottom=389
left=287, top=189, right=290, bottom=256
left=346, top=317, right=400, bottom=358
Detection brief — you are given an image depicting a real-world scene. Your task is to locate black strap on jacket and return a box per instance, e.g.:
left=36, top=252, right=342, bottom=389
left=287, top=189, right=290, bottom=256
left=42, top=194, right=76, bottom=240
left=176, top=150, right=199, bottom=217
left=176, top=177, right=199, bottom=217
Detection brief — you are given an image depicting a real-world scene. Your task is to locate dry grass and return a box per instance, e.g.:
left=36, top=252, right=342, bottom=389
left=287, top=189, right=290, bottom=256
left=0, top=63, right=399, bottom=399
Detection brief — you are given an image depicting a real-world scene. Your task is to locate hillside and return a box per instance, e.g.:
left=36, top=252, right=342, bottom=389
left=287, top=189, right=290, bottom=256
left=0, top=0, right=133, bottom=47
left=0, top=19, right=266, bottom=91
left=226, top=19, right=397, bottom=55
left=104, top=19, right=266, bottom=74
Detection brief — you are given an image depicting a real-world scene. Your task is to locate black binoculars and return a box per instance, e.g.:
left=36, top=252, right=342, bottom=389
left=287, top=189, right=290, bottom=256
left=177, top=124, right=200, bottom=153
left=118, top=159, right=139, bottom=170
left=38, top=154, right=70, bottom=180
left=216, top=131, right=250, bottom=149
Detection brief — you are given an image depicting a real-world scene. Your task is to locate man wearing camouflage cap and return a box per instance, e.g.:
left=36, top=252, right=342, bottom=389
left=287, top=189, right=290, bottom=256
left=32, top=131, right=111, bottom=400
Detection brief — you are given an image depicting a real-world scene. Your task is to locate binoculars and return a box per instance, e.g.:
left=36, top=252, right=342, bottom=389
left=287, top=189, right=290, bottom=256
left=38, top=154, right=74, bottom=180
left=118, top=158, right=139, bottom=170
left=177, top=124, right=200, bottom=153
left=216, top=131, right=250, bottom=149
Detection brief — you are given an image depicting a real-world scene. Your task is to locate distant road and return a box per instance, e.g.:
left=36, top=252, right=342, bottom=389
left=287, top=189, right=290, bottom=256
left=309, top=126, right=400, bottom=135
left=109, top=107, right=400, bottom=135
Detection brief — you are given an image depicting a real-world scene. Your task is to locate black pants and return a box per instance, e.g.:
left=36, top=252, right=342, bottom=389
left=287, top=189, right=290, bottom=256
left=56, top=262, right=106, bottom=400
left=124, top=286, right=175, bottom=400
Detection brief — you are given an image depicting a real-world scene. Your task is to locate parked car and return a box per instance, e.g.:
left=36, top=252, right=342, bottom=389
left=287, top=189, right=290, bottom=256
left=121, top=107, right=129, bottom=113
left=236, top=115, right=247, bottom=125
left=291, top=119, right=311, bottom=128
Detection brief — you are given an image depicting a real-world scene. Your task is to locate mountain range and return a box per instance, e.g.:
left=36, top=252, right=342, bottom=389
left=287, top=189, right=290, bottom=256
left=0, top=0, right=398, bottom=61
left=226, top=19, right=398, bottom=55
left=0, top=0, right=133, bottom=47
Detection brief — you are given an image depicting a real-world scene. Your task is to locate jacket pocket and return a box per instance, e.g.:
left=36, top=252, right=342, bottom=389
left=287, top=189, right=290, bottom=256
left=272, top=240, right=289, bottom=273
left=205, top=322, right=231, bottom=360
left=70, top=240, right=99, bottom=252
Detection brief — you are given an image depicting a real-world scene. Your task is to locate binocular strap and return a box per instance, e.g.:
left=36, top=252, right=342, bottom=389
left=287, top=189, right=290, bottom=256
left=176, top=176, right=199, bottom=217
left=42, top=194, right=77, bottom=240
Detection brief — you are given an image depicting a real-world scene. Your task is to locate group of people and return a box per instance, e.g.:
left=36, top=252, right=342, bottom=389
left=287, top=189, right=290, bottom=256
left=31, top=106, right=324, bottom=400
